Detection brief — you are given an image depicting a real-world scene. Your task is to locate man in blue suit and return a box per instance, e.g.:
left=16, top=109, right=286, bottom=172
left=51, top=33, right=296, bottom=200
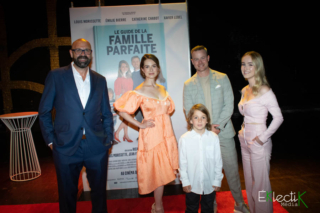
left=39, top=38, right=113, bottom=213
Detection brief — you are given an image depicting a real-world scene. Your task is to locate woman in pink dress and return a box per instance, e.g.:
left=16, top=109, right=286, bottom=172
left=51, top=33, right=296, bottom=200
left=238, top=51, right=283, bottom=213
left=114, top=60, right=133, bottom=143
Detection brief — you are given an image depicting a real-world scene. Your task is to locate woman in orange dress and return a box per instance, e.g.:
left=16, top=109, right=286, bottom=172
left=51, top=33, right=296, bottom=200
left=114, top=54, right=179, bottom=213
left=114, top=60, right=133, bottom=143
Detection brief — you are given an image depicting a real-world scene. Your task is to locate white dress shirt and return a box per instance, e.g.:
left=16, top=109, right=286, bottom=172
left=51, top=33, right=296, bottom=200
left=179, top=129, right=223, bottom=195
left=71, top=62, right=91, bottom=108
left=72, top=62, right=90, bottom=135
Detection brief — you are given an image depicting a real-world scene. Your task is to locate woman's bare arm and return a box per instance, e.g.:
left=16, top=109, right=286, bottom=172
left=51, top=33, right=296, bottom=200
left=119, top=112, right=155, bottom=129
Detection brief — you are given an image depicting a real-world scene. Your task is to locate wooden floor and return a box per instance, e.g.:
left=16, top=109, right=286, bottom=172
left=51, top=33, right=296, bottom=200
left=0, top=110, right=319, bottom=213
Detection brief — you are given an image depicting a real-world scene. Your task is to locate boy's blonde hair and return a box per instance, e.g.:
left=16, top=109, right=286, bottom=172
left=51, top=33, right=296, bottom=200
left=187, top=104, right=211, bottom=131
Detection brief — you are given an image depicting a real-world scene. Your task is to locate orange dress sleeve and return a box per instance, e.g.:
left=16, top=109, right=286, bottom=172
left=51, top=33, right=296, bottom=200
left=113, top=91, right=141, bottom=114
left=167, top=96, right=175, bottom=114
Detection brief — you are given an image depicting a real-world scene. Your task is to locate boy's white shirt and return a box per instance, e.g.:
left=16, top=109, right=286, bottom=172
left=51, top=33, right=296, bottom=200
left=178, top=129, right=224, bottom=195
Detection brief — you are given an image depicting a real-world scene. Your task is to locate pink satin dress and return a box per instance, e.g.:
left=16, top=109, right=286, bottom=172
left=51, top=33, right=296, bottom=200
left=238, top=89, right=283, bottom=213
left=114, top=90, right=179, bottom=195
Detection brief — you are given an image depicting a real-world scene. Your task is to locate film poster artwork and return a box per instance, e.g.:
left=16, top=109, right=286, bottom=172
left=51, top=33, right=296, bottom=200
left=93, top=23, right=168, bottom=189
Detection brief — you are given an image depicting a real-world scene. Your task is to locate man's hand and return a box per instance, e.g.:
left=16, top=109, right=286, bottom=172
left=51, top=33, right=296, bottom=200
left=183, top=185, right=192, bottom=193
left=211, top=124, right=220, bottom=134
left=213, top=186, right=220, bottom=191
left=49, top=144, right=53, bottom=150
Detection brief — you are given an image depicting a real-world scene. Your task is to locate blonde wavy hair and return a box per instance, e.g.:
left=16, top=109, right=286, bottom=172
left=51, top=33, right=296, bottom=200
left=242, top=51, right=269, bottom=96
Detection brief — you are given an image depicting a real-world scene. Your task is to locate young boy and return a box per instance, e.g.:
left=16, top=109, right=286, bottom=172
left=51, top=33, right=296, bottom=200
left=179, top=104, right=224, bottom=213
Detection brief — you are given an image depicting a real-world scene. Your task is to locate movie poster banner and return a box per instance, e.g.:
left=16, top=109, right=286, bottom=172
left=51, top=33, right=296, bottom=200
left=70, top=3, right=190, bottom=191
left=93, top=23, right=167, bottom=90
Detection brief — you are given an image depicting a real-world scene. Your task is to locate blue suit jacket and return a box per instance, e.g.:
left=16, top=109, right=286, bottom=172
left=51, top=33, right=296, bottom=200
left=39, top=64, right=113, bottom=156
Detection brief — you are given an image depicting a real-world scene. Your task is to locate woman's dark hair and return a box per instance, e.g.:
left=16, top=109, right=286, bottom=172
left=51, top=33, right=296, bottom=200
left=140, top=54, right=160, bottom=79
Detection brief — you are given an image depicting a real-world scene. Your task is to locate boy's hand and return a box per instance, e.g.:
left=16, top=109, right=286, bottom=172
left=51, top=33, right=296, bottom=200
left=183, top=185, right=192, bottom=193
left=212, top=186, right=220, bottom=191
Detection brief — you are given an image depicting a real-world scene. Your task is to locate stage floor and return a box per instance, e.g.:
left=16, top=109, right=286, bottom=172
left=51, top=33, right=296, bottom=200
left=0, top=154, right=318, bottom=213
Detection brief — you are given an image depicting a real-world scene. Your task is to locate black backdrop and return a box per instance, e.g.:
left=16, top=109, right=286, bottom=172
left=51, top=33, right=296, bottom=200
left=0, top=0, right=318, bottom=161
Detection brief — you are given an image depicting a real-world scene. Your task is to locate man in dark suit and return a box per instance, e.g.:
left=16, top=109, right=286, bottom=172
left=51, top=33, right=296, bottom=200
left=39, top=38, right=113, bottom=213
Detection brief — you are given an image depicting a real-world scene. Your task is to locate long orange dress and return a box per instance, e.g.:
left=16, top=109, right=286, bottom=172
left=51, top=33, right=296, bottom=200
left=113, top=90, right=179, bottom=194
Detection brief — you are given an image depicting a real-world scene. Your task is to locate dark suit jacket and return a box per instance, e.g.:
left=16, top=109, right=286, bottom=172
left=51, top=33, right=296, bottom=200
left=39, top=64, right=113, bottom=156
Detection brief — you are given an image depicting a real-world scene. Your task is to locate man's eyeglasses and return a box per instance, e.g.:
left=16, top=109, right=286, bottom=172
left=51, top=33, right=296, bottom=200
left=71, top=49, right=92, bottom=55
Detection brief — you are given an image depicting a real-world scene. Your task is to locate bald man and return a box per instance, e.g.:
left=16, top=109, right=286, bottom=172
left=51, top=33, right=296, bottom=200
left=39, top=38, right=113, bottom=213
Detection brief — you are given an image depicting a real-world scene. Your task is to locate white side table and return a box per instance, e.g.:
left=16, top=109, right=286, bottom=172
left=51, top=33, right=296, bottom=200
left=0, top=112, right=41, bottom=181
